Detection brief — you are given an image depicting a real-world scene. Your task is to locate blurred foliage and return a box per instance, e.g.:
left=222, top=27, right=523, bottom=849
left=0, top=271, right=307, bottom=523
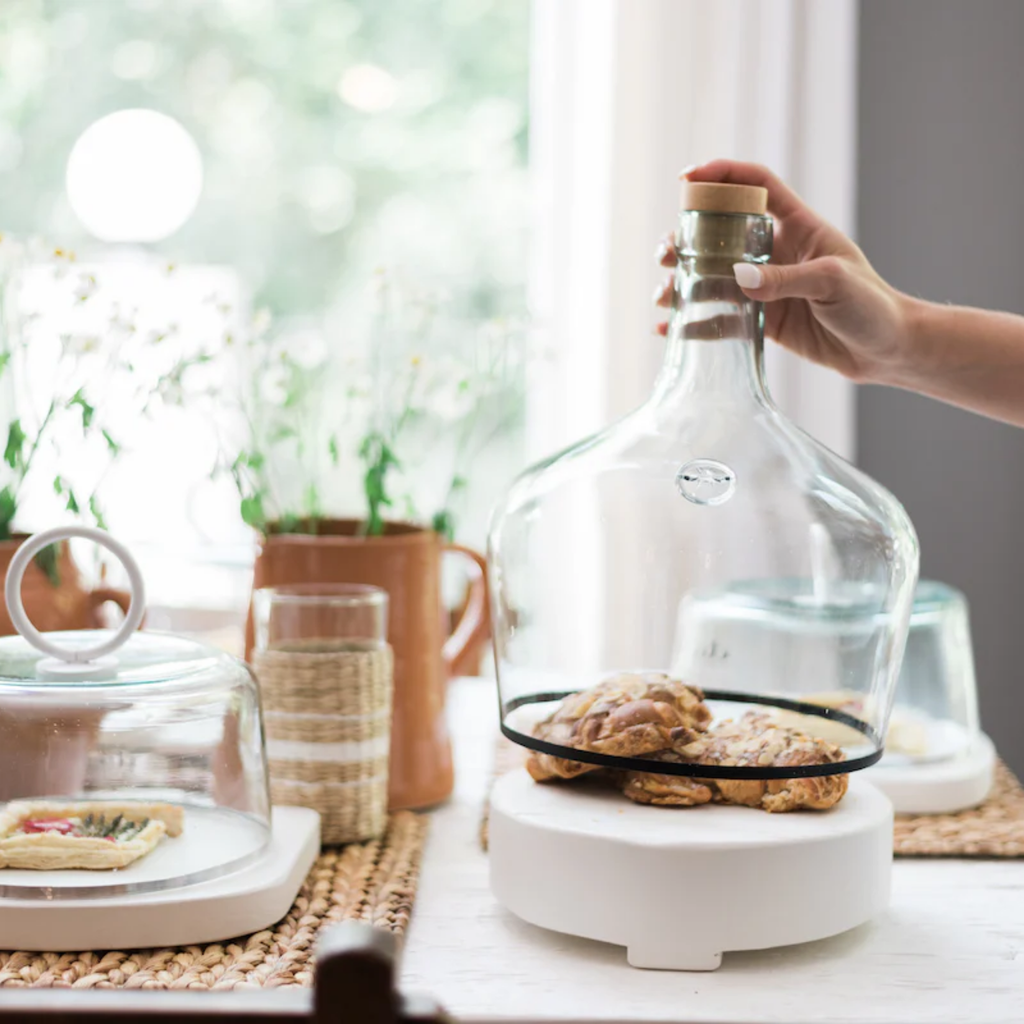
left=0, top=0, right=529, bottom=322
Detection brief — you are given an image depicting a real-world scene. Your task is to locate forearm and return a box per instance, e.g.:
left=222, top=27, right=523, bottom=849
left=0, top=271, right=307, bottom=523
left=886, top=296, right=1024, bottom=426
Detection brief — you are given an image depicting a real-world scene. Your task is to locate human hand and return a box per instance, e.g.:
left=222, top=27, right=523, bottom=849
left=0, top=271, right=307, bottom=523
left=655, top=160, right=912, bottom=385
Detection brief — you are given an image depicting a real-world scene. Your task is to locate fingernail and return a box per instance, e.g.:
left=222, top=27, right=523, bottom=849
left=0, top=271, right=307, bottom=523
left=652, top=282, right=669, bottom=304
left=679, top=164, right=698, bottom=179
left=733, top=263, right=762, bottom=289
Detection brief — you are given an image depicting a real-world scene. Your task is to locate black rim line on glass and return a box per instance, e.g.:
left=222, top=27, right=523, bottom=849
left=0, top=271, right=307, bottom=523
left=500, top=690, right=883, bottom=780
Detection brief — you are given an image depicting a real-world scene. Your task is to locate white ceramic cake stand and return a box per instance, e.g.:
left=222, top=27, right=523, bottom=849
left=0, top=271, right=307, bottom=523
left=489, top=769, right=893, bottom=971
left=0, top=805, right=320, bottom=951
left=868, top=731, right=996, bottom=814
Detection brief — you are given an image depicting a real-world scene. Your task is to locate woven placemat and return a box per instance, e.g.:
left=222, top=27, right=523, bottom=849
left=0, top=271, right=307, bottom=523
left=894, top=760, right=1024, bottom=857
left=480, top=736, right=1024, bottom=858
left=0, top=811, right=426, bottom=990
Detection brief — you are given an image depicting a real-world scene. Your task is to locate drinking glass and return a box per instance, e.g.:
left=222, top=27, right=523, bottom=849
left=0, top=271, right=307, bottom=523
left=252, top=584, right=393, bottom=844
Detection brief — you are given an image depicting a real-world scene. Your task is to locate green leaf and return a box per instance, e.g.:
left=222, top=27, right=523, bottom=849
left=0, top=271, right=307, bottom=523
left=67, top=388, right=95, bottom=430
left=53, top=475, right=65, bottom=495
left=0, top=486, right=16, bottom=540
left=432, top=509, right=456, bottom=542
left=328, top=435, right=339, bottom=466
left=240, top=494, right=266, bottom=531
left=65, top=490, right=81, bottom=515
left=4, top=419, right=26, bottom=470
left=302, top=482, right=321, bottom=517
left=33, top=543, right=60, bottom=587
left=89, top=495, right=108, bottom=530
left=358, top=432, right=401, bottom=536
left=0, top=352, right=10, bottom=378
left=101, top=429, right=121, bottom=455
left=267, top=424, right=297, bottom=444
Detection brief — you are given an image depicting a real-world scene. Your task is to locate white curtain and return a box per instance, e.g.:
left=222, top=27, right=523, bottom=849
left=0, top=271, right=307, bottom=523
left=523, top=0, right=859, bottom=667
left=527, top=0, right=859, bottom=460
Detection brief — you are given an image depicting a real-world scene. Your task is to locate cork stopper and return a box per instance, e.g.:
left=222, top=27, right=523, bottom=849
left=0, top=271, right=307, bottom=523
left=681, top=181, right=768, bottom=216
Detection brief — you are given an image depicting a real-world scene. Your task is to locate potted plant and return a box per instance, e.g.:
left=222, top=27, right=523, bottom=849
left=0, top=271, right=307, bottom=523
left=0, top=236, right=133, bottom=634
left=221, top=272, right=526, bottom=810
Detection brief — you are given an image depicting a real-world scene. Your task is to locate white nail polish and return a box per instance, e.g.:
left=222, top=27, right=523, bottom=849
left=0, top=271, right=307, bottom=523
left=733, top=263, right=762, bottom=289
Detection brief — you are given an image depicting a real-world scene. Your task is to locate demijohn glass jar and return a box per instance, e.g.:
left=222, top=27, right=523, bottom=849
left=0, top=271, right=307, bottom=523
left=488, top=181, right=920, bottom=781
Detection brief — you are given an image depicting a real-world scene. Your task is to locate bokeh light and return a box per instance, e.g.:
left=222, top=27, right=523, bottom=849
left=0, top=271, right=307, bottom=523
left=65, top=109, right=203, bottom=243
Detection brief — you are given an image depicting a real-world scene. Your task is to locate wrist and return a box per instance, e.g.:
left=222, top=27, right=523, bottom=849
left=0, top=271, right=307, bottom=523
left=872, top=291, right=932, bottom=391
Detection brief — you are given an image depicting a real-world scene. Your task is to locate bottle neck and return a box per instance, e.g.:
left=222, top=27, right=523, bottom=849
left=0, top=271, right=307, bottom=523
left=652, top=258, right=771, bottom=408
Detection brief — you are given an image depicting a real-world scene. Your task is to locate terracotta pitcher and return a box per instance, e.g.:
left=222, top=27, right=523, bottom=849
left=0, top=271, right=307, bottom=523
left=245, top=519, right=488, bottom=811
left=0, top=535, right=131, bottom=635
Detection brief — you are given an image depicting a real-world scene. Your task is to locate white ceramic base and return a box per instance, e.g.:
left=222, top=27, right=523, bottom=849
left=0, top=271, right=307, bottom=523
left=0, top=806, right=320, bottom=951
left=489, top=770, right=893, bottom=971
left=869, top=732, right=996, bottom=815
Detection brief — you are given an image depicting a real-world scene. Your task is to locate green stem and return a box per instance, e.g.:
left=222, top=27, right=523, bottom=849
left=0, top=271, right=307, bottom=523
left=14, top=398, right=56, bottom=504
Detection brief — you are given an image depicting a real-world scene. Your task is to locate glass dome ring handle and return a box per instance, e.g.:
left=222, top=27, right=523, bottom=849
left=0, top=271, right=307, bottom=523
left=5, top=525, right=146, bottom=664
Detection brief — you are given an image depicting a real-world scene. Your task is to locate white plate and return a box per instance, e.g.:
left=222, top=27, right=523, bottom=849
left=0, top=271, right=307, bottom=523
left=0, top=802, right=269, bottom=900
left=0, top=806, right=319, bottom=950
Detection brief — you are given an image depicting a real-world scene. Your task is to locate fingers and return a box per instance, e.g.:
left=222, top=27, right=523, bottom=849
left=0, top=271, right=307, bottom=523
left=682, top=160, right=807, bottom=221
left=656, top=232, right=677, bottom=267
left=654, top=273, right=674, bottom=336
left=654, top=239, right=676, bottom=335
left=733, top=256, right=846, bottom=303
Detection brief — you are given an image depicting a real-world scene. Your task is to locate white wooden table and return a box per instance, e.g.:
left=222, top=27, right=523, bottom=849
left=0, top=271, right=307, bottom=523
left=401, top=680, right=1024, bottom=1024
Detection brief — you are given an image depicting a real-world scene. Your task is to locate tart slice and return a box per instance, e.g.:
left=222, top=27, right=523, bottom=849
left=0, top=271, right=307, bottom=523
left=0, top=801, right=183, bottom=871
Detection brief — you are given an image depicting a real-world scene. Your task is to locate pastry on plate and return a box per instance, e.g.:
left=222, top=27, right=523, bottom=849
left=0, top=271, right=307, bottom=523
left=0, top=801, right=183, bottom=871
left=775, top=691, right=930, bottom=758
left=623, top=711, right=848, bottom=812
left=526, top=673, right=712, bottom=782
left=771, top=690, right=872, bottom=748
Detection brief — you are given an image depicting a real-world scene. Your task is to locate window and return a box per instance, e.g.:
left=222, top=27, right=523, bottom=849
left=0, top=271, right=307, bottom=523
left=0, top=0, right=529, bottom=623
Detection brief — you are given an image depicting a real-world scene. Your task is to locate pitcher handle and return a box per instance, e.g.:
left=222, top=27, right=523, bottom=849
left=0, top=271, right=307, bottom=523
left=441, top=543, right=489, bottom=678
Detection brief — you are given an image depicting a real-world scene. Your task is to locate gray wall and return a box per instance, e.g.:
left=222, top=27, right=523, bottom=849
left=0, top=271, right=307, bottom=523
left=857, top=0, right=1024, bottom=775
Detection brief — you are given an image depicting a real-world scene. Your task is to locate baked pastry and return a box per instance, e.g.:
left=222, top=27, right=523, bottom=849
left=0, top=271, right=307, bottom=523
left=527, top=673, right=712, bottom=782
left=623, top=711, right=848, bottom=812
left=0, top=801, right=183, bottom=870
left=526, top=680, right=849, bottom=812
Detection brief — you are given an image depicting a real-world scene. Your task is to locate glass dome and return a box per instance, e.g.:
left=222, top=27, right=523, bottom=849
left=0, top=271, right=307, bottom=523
left=885, top=581, right=981, bottom=765
left=0, top=628, right=270, bottom=899
left=488, top=181, right=919, bottom=783
left=671, top=578, right=980, bottom=765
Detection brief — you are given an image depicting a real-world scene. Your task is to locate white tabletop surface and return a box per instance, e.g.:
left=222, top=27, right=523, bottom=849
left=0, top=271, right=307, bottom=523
left=400, top=679, right=1024, bottom=1024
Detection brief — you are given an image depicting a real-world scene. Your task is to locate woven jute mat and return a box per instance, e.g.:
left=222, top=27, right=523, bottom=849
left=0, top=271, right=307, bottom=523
left=0, top=810, right=426, bottom=990
left=894, top=760, right=1024, bottom=857
left=480, top=737, right=1024, bottom=858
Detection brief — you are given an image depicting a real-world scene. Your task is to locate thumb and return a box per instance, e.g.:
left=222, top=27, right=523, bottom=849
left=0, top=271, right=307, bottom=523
left=733, top=257, right=846, bottom=303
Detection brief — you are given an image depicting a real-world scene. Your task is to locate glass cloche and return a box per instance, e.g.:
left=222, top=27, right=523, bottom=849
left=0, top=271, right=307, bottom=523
left=0, top=527, right=270, bottom=901
left=884, top=581, right=981, bottom=766
left=488, top=180, right=920, bottom=783
left=671, top=578, right=993, bottom=811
